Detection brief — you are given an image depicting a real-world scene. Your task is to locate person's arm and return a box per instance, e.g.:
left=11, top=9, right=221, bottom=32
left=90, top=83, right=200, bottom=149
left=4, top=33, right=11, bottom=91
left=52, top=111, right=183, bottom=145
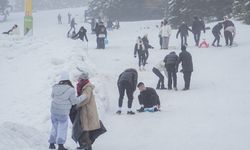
left=84, top=32, right=88, bottom=41
left=69, top=88, right=88, bottom=105
left=132, top=72, right=138, bottom=92
left=76, top=87, right=92, bottom=108
left=72, top=31, right=79, bottom=39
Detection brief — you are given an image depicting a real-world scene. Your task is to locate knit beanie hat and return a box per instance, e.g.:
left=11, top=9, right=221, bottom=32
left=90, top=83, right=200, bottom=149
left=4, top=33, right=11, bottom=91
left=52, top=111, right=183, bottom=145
left=78, top=71, right=89, bottom=80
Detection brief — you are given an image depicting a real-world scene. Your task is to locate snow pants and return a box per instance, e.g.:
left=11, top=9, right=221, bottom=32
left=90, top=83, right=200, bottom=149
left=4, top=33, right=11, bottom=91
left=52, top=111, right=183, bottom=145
left=212, top=31, right=220, bottom=46
left=152, top=67, right=165, bottom=88
left=180, top=35, right=187, bottom=46
left=166, top=64, right=177, bottom=89
left=193, top=32, right=201, bottom=46
left=118, top=80, right=134, bottom=108
left=224, top=31, right=233, bottom=46
left=48, top=113, right=68, bottom=144
left=183, top=71, right=192, bottom=89
left=162, top=36, right=170, bottom=49
left=97, top=37, right=105, bottom=49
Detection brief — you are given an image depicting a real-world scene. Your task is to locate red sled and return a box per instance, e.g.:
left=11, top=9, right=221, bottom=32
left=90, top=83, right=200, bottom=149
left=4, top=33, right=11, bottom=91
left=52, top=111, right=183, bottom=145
left=199, top=39, right=209, bottom=48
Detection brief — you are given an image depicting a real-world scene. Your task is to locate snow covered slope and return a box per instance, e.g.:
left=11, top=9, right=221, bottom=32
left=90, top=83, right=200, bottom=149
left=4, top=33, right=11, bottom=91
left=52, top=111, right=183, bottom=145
left=0, top=8, right=250, bottom=150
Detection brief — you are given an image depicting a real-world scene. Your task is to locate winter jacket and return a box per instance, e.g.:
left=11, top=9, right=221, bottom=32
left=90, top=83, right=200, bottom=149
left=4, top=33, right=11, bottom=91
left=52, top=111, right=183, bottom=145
left=164, top=52, right=179, bottom=65
left=178, top=50, right=193, bottom=72
left=192, top=18, right=205, bottom=34
left=139, top=87, right=160, bottom=108
left=142, top=36, right=153, bottom=50
left=223, top=20, right=234, bottom=30
left=118, top=69, right=138, bottom=92
left=134, top=43, right=145, bottom=56
left=160, top=24, right=172, bottom=37
left=212, top=23, right=223, bottom=34
left=77, top=83, right=100, bottom=131
left=176, top=23, right=192, bottom=37
left=51, top=84, right=86, bottom=115
left=96, top=24, right=107, bottom=38
left=155, top=60, right=167, bottom=76
left=73, top=28, right=88, bottom=41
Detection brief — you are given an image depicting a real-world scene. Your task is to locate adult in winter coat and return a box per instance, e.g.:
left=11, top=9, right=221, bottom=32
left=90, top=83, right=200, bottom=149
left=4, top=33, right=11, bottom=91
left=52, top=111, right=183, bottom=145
left=136, top=82, right=161, bottom=112
left=176, top=22, right=192, bottom=46
left=212, top=22, right=223, bottom=47
left=158, top=21, right=164, bottom=49
left=96, top=22, right=107, bottom=49
left=134, top=37, right=146, bottom=71
left=152, top=60, right=167, bottom=89
left=49, top=71, right=87, bottom=150
left=117, top=68, right=138, bottom=115
left=178, top=46, right=193, bottom=90
left=75, top=72, right=102, bottom=150
left=73, top=26, right=88, bottom=42
left=160, top=20, right=172, bottom=49
left=192, top=16, right=205, bottom=46
left=142, top=34, right=154, bottom=64
left=164, top=51, right=179, bottom=90
left=223, top=16, right=235, bottom=46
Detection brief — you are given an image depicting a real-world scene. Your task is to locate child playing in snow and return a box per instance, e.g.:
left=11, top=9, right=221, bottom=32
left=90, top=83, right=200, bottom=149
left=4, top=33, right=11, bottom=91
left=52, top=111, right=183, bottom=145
left=49, top=71, right=88, bottom=150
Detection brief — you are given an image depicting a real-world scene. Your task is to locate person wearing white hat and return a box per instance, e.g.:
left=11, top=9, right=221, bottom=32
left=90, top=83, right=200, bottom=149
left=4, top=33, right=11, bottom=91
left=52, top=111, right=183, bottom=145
left=48, top=71, right=88, bottom=150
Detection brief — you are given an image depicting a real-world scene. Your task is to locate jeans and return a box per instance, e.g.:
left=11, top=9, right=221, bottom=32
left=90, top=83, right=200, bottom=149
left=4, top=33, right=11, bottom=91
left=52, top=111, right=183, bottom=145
left=118, top=80, right=134, bottom=108
left=48, top=113, right=68, bottom=144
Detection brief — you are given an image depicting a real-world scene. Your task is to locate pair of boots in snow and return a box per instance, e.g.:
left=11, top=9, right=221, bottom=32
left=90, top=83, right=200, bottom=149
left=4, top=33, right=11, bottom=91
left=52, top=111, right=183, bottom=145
left=156, top=84, right=167, bottom=90
left=49, top=144, right=67, bottom=150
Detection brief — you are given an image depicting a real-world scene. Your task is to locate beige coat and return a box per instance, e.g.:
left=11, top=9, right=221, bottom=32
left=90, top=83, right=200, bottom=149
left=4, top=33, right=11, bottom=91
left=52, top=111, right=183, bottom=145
left=77, top=83, right=100, bottom=131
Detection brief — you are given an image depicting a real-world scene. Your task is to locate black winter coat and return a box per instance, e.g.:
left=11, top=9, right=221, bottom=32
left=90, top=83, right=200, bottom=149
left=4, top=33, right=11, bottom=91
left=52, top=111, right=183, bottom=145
left=134, top=43, right=145, bottom=56
left=212, top=23, right=223, bottom=34
left=223, top=20, right=234, bottom=29
left=164, top=52, right=179, bottom=65
left=96, top=25, right=107, bottom=38
left=117, top=69, right=138, bottom=91
left=139, top=87, right=160, bottom=108
left=142, top=37, right=153, bottom=50
left=73, top=28, right=88, bottom=41
left=192, top=19, right=205, bottom=34
left=178, top=50, right=193, bottom=72
left=176, top=24, right=192, bottom=37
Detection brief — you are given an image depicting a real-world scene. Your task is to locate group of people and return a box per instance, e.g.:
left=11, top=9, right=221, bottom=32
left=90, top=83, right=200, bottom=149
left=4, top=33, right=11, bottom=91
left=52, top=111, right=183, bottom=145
left=57, top=12, right=73, bottom=25
left=116, top=68, right=161, bottom=115
left=152, top=45, right=193, bottom=91
left=49, top=71, right=106, bottom=150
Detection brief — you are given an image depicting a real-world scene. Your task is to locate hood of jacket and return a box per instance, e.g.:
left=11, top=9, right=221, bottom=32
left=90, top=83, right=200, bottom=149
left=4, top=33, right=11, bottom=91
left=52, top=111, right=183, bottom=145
left=52, top=84, right=71, bottom=96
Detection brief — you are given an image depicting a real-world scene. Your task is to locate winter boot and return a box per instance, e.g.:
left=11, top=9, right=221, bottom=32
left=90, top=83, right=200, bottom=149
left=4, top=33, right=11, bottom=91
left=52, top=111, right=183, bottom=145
left=49, top=143, right=56, bottom=149
left=174, top=87, right=178, bottom=91
left=137, top=107, right=144, bottom=112
left=161, top=85, right=167, bottom=90
left=58, top=144, right=67, bottom=150
left=127, top=111, right=135, bottom=115
left=156, top=84, right=160, bottom=89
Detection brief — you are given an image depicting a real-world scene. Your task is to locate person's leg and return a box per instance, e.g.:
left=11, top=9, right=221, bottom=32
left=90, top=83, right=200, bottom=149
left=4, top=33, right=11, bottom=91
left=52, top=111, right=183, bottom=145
left=197, top=32, right=201, bottom=46
left=184, top=36, right=187, bottom=45
left=152, top=68, right=161, bottom=88
left=186, top=72, right=192, bottom=89
left=167, top=71, right=172, bottom=89
left=138, top=95, right=144, bottom=106
left=145, top=49, right=149, bottom=63
left=118, top=83, right=125, bottom=108
left=125, top=84, right=134, bottom=109
left=166, top=37, right=170, bottom=49
left=138, top=54, right=142, bottom=68
left=96, top=37, right=100, bottom=49
left=48, top=114, right=58, bottom=144
left=142, top=53, right=146, bottom=67
left=224, top=31, right=229, bottom=46
left=173, top=71, right=177, bottom=88
left=217, top=34, right=221, bottom=46
left=78, top=132, right=92, bottom=149
left=181, top=35, right=184, bottom=46
left=193, top=33, right=197, bottom=46
left=162, top=37, right=167, bottom=49
left=56, top=115, right=68, bottom=145
left=228, top=32, right=233, bottom=46
left=159, top=36, right=163, bottom=49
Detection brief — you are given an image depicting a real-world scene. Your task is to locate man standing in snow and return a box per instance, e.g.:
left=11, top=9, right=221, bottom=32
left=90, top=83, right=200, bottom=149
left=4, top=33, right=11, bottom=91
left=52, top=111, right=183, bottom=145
left=176, top=22, right=192, bottom=46
left=117, top=68, right=138, bottom=115
left=178, top=46, right=193, bottom=91
left=223, top=16, right=236, bottom=46
left=192, top=16, right=205, bottom=46
left=96, top=22, right=107, bottom=49
left=160, top=20, right=172, bottom=49
left=136, top=82, right=161, bottom=112
left=164, top=51, right=179, bottom=90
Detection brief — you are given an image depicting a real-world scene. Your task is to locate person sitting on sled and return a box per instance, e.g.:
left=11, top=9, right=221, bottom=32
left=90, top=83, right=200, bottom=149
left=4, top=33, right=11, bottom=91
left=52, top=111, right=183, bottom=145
left=137, top=82, right=161, bottom=112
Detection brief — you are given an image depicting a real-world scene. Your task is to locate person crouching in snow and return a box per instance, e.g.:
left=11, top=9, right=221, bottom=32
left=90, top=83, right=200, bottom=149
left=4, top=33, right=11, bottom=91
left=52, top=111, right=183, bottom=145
left=137, top=82, right=161, bottom=112
left=49, top=71, right=88, bottom=150
left=2, top=24, right=20, bottom=35
left=134, top=36, right=146, bottom=71
left=75, top=72, right=103, bottom=150
left=152, top=60, right=168, bottom=89
left=212, top=22, right=223, bottom=47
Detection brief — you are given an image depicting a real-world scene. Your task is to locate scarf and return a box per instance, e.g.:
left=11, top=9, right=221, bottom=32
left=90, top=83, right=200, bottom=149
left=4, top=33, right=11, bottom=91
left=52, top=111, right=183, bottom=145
left=77, top=79, right=89, bottom=96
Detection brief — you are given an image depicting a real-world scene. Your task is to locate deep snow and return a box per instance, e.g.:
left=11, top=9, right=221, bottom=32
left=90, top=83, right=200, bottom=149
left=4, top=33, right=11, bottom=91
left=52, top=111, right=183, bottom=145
left=0, top=7, right=250, bottom=150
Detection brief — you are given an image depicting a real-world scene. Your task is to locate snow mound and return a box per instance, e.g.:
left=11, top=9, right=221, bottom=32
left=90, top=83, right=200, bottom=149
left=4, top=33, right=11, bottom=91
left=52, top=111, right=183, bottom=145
left=0, top=122, right=47, bottom=150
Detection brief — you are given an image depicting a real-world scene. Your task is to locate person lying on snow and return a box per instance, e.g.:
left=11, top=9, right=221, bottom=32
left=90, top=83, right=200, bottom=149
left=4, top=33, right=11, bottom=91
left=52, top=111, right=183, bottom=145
left=2, top=24, right=20, bottom=35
